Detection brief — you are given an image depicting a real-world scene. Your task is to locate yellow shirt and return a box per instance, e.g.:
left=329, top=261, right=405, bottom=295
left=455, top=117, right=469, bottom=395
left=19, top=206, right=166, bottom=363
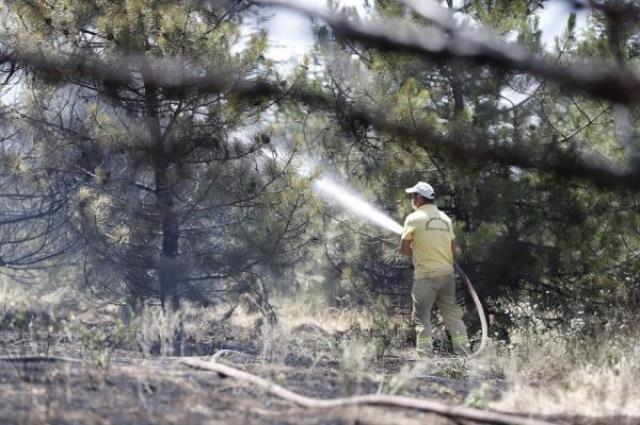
left=401, top=204, right=455, bottom=278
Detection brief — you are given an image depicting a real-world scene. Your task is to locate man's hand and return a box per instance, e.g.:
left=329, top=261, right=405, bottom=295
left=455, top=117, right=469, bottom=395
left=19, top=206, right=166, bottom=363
left=400, top=239, right=413, bottom=256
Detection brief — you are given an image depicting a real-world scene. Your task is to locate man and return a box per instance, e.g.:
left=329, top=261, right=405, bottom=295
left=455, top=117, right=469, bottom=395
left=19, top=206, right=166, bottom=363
left=400, top=181, right=469, bottom=357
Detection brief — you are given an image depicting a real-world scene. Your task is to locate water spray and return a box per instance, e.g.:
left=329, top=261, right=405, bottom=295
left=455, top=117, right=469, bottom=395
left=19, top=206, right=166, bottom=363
left=312, top=177, right=404, bottom=235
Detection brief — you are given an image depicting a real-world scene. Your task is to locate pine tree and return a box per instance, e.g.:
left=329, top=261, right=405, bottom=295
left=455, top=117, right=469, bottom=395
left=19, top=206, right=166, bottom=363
left=4, top=0, right=312, bottom=315
left=1, top=42, right=76, bottom=282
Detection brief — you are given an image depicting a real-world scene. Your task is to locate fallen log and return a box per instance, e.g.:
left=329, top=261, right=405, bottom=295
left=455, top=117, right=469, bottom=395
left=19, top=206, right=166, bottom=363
left=179, top=357, right=556, bottom=425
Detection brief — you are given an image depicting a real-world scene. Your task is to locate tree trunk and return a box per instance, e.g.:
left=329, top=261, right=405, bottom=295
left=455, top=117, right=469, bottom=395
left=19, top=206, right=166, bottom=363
left=155, top=159, right=180, bottom=312
left=144, top=80, right=180, bottom=312
left=450, top=70, right=465, bottom=120
left=122, top=174, right=151, bottom=323
left=445, top=0, right=465, bottom=121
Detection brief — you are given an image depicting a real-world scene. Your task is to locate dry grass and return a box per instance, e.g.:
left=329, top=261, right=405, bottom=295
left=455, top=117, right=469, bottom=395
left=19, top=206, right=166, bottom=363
left=140, top=296, right=640, bottom=420
left=255, top=295, right=379, bottom=334
left=258, top=297, right=640, bottom=419
left=489, top=322, right=640, bottom=418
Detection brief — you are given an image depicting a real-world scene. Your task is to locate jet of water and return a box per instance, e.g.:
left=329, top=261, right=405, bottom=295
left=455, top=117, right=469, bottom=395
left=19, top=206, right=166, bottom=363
left=312, top=176, right=404, bottom=236
left=240, top=136, right=404, bottom=236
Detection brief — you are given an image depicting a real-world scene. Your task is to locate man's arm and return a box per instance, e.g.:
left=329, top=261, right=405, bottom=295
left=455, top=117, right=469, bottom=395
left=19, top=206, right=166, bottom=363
left=451, top=239, right=458, bottom=259
left=400, top=215, right=414, bottom=256
left=400, top=239, right=413, bottom=256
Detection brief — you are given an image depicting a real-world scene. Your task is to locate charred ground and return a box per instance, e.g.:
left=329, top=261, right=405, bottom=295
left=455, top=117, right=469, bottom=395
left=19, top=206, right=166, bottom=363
left=0, top=311, right=636, bottom=425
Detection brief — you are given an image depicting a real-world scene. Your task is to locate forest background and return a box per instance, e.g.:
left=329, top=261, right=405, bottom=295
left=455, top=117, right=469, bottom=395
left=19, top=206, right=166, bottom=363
left=0, top=0, right=639, bottom=423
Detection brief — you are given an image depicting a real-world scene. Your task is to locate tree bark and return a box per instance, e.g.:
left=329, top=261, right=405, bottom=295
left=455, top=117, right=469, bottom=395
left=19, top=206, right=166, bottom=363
left=144, top=79, right=180, bottom=312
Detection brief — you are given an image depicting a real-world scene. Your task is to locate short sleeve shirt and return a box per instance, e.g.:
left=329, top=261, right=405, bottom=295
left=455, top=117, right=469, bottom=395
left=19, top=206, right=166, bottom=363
left=401, top=204, right=455, bottom=278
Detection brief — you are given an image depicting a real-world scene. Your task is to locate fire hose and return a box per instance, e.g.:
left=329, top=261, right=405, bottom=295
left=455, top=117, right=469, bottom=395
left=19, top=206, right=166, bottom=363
left=454, top=261, right=488, bottom=358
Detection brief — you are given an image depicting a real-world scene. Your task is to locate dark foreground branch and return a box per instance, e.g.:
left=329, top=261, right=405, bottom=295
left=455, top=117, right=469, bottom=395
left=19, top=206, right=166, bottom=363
left=179, top=357, right=555, bottom=425
left=261, top=0, right=640, bottom=105
left=565, top=0, right=640, bottom=24
left=3, top=47, right=640, bottom=190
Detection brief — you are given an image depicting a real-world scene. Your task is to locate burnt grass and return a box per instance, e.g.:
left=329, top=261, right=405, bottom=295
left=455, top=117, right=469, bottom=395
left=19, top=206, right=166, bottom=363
left=0, top=313, right=637, bottom=425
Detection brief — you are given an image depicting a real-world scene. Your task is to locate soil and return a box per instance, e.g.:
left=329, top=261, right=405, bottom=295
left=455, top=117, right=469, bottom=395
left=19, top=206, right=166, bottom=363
left=0, top=317, right=638, bottom=425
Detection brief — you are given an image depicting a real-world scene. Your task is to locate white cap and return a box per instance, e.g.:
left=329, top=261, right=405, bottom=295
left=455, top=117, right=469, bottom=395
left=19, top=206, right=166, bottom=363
left=405, top=181, right=435, bottom=199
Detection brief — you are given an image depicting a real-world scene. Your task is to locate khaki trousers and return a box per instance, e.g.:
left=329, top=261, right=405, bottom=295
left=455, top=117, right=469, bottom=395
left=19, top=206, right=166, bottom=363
left=412, top=273, right=469, bottom=356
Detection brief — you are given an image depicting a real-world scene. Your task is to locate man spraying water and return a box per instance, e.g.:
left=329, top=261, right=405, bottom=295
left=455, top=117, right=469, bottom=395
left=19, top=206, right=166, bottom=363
left=399, top=182, right=470, bottom=358
left=309, top=171, right=486, bottom=357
